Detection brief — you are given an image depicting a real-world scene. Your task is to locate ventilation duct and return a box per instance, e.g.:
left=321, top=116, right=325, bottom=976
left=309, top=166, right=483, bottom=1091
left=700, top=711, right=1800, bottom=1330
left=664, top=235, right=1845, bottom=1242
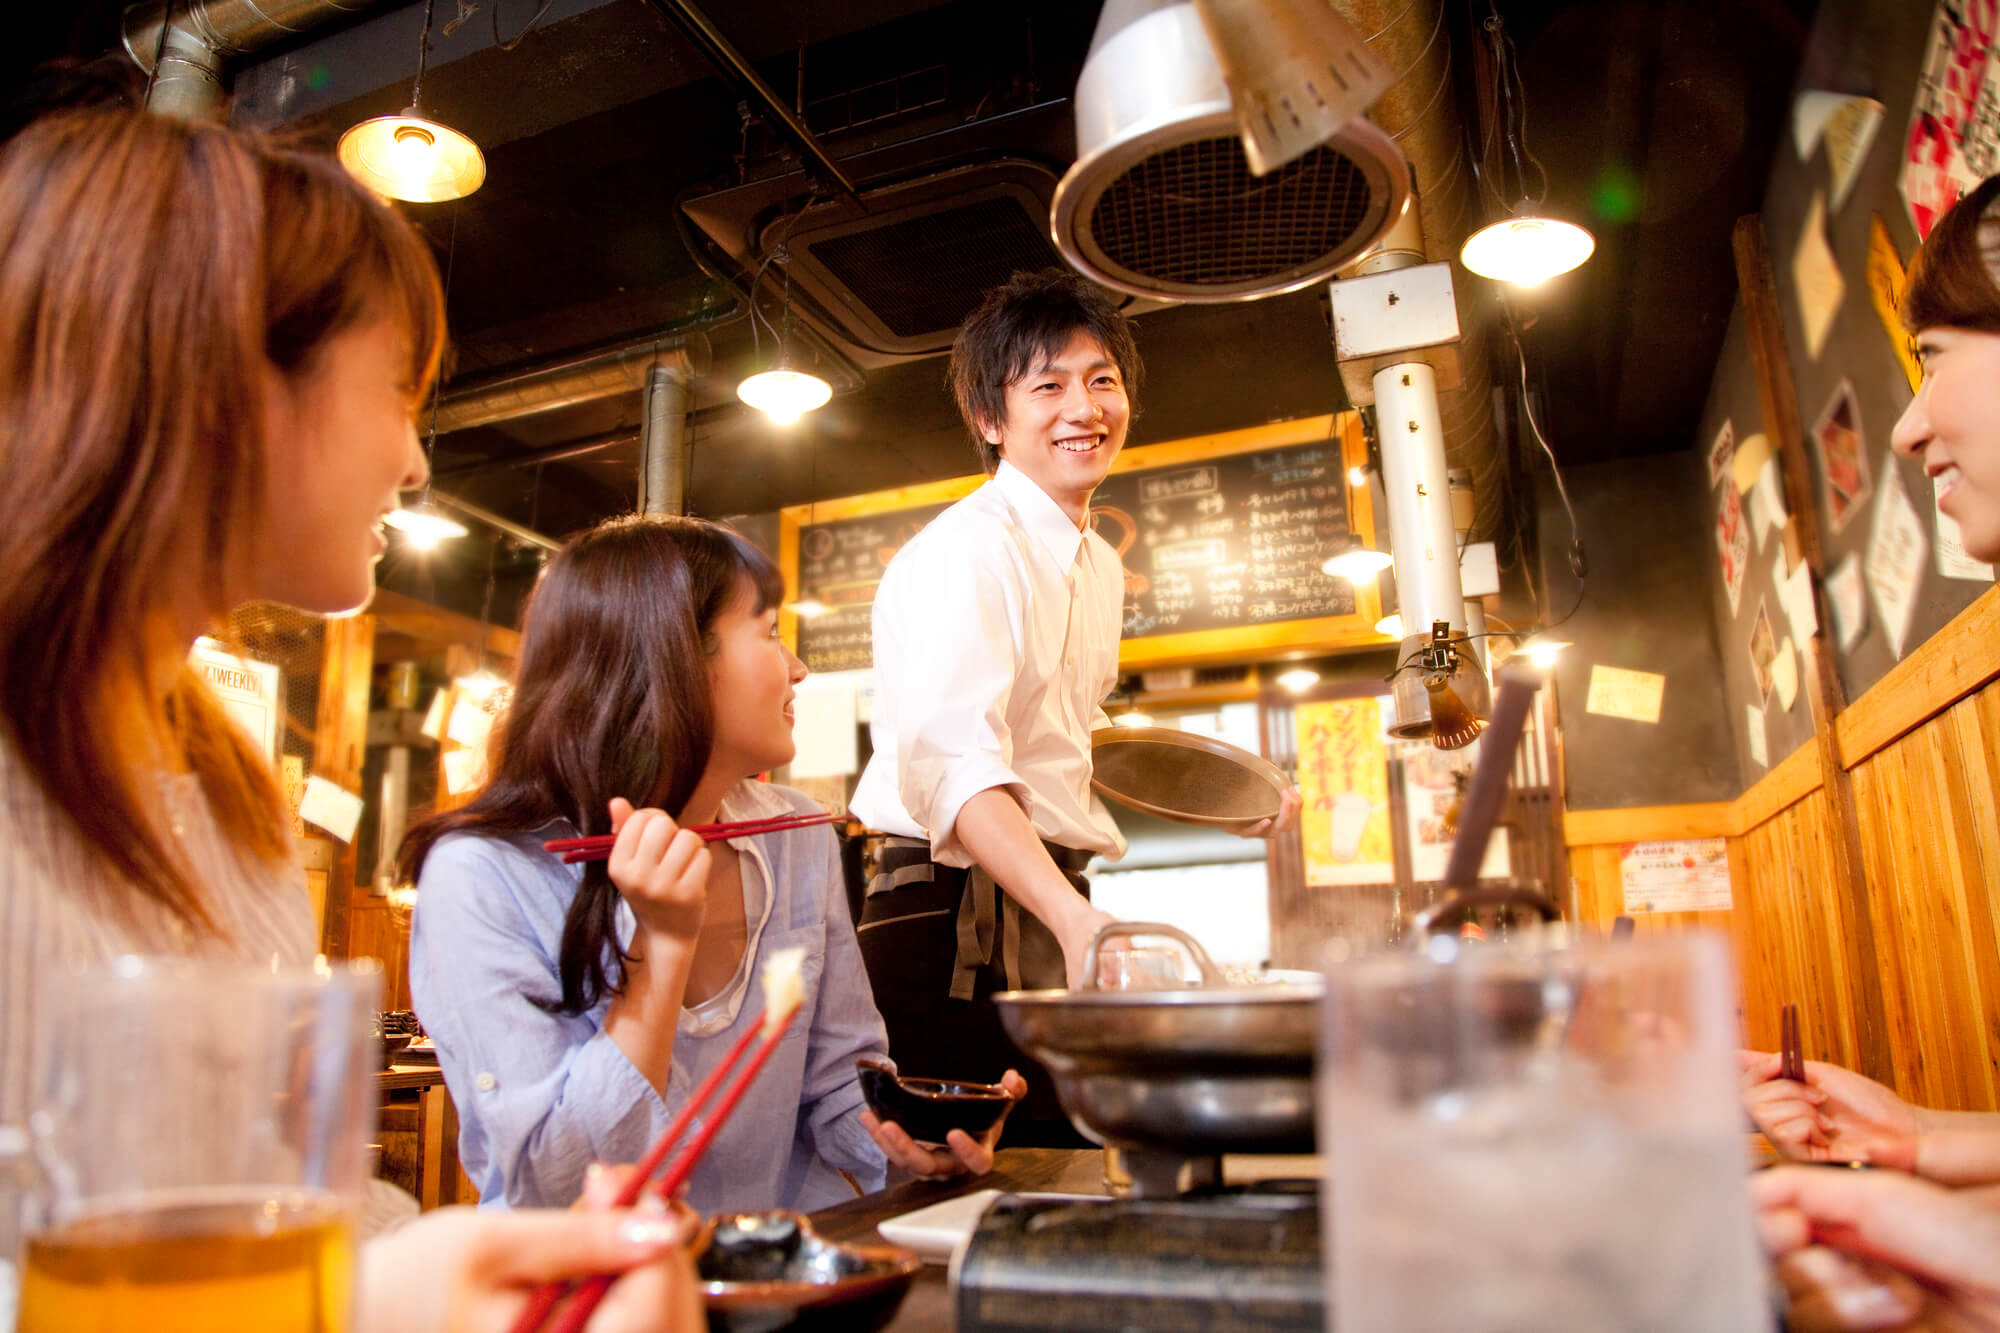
left=1051, top=0, right=1410, bottom=303
left=124, top=0, right=396, bottom=119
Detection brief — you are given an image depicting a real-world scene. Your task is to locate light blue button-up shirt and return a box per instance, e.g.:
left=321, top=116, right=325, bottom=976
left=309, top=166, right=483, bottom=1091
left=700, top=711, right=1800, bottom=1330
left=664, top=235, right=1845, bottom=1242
left=409, top=780, right=888, bottom=1216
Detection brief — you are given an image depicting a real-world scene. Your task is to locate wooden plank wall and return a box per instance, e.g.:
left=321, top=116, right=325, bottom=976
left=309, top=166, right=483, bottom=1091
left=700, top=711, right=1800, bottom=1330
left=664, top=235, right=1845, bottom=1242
left=1568, top=589, right=2000, bottom=1112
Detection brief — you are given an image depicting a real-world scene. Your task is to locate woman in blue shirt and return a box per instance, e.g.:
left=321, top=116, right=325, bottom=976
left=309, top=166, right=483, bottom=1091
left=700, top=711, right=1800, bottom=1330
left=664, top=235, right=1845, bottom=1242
left=402, top=515, right=1015, bottom=1217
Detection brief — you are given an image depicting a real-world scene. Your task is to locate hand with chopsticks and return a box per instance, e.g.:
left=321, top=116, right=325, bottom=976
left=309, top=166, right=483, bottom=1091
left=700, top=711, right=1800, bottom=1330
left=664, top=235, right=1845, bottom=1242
left=1741, top=1049, right=1929, bottom=1169
left=859, top=1068, right=1030, bottom=1181
left=600, top=797, right=713, bottom=940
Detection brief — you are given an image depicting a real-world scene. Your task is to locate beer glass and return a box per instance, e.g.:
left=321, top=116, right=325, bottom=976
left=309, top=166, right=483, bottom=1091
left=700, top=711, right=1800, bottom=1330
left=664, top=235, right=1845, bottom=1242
left=1319, top=932, right=1767, bottom=1332
left=14, top=956, right=379, bottom=1333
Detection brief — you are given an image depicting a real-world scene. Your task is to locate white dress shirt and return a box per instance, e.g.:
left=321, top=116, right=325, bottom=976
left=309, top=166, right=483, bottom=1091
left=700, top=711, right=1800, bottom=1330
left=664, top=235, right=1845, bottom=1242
left=852, top=460, right=1128, bottom=866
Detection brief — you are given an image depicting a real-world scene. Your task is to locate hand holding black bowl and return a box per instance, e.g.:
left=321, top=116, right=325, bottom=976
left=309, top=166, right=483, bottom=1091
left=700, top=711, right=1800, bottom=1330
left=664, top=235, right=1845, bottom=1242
left=855, top=1057, right=1024, bottom=1180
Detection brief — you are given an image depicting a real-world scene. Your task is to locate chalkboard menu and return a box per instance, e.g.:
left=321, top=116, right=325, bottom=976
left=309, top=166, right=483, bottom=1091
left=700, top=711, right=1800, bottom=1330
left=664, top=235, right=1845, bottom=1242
left=787, top=421, right=1371, bottom=673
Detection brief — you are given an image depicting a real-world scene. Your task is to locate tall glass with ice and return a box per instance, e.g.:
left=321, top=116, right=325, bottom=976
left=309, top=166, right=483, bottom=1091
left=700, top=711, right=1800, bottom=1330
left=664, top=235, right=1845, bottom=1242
left=14, top=956, right=379, bottom=1333
left=1318, top=932, right=1766, bottom=1333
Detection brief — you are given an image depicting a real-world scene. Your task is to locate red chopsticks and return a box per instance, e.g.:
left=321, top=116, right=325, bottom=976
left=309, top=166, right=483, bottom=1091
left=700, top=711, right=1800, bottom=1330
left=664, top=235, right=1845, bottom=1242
left=507, top=997, right=803, bottom=1333
left=542, top=811, right=841, bottom=864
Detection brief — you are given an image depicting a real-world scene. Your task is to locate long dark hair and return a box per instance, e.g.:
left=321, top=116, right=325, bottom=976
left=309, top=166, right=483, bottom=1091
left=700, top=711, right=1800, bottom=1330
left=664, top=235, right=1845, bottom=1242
left=0, top=109, right=443, bottom=933
left=400, top=515, right=784, bottom=1014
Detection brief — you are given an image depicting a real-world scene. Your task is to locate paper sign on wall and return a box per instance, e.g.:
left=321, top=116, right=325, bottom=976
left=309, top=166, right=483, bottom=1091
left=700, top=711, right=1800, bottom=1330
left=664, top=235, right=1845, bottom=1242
left=1717, top=480, right=1750, bottom=617
left=1813, top=379, right=1872, bottom=533
left=1746, top=703, right=1769, bottom=769
left=300, top=775, right=364, bottom=843
left=1866, top=463, right=1929, bottom=658
left=1585, top=665, right=1665, bottom=724
left=1828, top=555, right=1869, bottom=653
left=789, top=674, right=860, bottom=779
left=1866, top=216, right=1924, bottom=393
left=1781, top=558, right=1819, bottom=643
left=190, top=637, right=282, bottom=763
left=1620, top=839, right=1732, bottom=914
left=1934, top=472, right=1996, bottom=582
left=1792, top=191, right=1845, bottom=361
left=1901, top=0, right=2000, bottom=240
left=1707, top=420, right=1735, bottom=489
left=1773, top=638, right=1800, bottom=712
left=1793, top=92, right=1882, bottom=213
left=1749, top=457, right=1789, bottom=548
left=1748, top=601, right=1777, bottom=708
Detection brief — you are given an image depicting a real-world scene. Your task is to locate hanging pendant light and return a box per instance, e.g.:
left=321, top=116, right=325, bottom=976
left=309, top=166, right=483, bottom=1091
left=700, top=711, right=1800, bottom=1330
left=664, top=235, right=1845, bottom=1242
left=1459, top=203, right=1595, bottom=286
left=737, top=235, right=832, bottom=424
left=1321, top=541, right=1395, bottom=584
left=337, top=0, right=484, bottom=203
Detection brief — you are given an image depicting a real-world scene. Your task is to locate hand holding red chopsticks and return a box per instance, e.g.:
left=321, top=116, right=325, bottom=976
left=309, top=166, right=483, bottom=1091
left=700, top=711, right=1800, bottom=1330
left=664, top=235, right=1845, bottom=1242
left=507, top=950, right=809, bottom=1333
left=543, top=809, right=841, bottom=863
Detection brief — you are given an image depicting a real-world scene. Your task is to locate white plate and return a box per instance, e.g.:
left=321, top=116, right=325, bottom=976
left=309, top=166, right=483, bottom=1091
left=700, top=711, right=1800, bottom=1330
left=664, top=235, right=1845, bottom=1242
left=877, top=1189, right=1095, bottom=1263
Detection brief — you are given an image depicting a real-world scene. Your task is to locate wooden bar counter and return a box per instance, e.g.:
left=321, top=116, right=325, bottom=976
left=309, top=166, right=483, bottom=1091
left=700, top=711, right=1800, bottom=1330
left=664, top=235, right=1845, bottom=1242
left=807, top=1149, right=1108, bottom=1332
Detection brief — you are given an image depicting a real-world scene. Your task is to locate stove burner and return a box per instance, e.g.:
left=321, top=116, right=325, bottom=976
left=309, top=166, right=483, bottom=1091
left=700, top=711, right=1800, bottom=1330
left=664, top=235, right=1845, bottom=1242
left=954, top=1184, right=1324, bottom=1332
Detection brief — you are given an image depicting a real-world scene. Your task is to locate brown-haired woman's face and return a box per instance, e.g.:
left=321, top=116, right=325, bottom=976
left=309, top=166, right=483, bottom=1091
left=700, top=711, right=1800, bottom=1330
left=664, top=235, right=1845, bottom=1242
left=1892, top=326, right=2000, bottom=562
left=704, top=577, right=808, bottom=781
left=256, top=317, right=428, bottom=613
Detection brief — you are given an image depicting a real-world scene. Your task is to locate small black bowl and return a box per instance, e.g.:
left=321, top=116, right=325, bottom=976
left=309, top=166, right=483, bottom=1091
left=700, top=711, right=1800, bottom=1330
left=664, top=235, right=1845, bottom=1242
left=697, top=1210, right=920, bottom=1333
left=855, top=1057, right=1015, bottom=1146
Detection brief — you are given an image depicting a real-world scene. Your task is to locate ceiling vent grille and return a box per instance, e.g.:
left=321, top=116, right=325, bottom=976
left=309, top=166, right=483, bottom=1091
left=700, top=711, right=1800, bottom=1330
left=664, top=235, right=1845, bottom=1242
left=1052, top=0, right=1409, bottom=303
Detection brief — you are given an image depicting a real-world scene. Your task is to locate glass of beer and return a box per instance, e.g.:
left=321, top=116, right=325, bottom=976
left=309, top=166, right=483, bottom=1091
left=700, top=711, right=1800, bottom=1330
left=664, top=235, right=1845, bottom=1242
left=14, top=956, right=380, bottom=1333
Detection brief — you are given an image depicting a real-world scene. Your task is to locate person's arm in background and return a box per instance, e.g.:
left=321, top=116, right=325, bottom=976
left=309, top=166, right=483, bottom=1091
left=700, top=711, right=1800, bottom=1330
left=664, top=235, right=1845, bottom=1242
left=954, top=790, right=1111, bottom=988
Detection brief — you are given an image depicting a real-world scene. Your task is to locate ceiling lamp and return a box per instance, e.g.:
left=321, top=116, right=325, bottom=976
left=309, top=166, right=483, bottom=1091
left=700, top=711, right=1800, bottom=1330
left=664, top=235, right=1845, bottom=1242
left=737, top=368, right=831, bottom=425
left=1321, top=543, right=1395, bottom=584
left=384, top=500, right=468, bottom=550
left=1458, top=11, right=1591, bottom=287
left=1274, top=667, right=1320, bottom=694
left=337, top=0, right=484, bottom=203
left=1518, top=638, right=1571, bottom=669
left=1459, top=207, right=1595, bottom=286
left=1188, top=0, right=1392, bottom=176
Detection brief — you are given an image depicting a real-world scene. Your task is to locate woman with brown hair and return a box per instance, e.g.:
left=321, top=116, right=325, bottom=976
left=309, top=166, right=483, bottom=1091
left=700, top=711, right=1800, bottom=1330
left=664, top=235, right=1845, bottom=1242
left=1744, top=174, right=2000, bottom=1330
left=0, top=107, right=696, bottom=1330
left=402, top=515, right=1014, bottom=1220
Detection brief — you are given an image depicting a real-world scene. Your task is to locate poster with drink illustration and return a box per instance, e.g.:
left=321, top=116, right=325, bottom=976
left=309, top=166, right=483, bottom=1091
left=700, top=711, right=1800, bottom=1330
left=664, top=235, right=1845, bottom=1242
left=1716, top=476, right=1750, bottom=617
left=1294, top=696, right=1394, bottom=886
left=1813, top=379, right=1872, bottom=534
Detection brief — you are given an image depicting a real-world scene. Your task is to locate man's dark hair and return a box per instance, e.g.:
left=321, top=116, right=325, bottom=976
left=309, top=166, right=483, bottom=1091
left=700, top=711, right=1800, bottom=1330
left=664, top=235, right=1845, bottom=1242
left=948, top=268, right=1144, bottom=474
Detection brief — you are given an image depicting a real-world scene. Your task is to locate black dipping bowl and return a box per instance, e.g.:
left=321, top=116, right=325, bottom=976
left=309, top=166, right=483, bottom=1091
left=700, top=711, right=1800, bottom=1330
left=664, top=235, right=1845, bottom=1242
left=855, top=1057, right=1015, bottom=1146
left=697, top=1210, right=920, bottom=1333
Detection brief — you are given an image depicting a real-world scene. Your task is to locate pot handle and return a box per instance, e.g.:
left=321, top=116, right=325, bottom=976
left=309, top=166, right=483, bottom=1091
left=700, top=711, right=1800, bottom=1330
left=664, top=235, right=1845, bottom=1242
left=1408, top=883, right=1561, bottom=941
left=1080, top=921, right=1223, bottom=990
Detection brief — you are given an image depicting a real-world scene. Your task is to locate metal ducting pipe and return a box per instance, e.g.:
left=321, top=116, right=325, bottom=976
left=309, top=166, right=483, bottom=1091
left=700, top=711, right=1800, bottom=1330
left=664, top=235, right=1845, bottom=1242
left=637, top=353, right=692, bottom=516
left=432, top=337, right=705, bottom=437
left=1340, top=0, right=1501, bottom=542
left=124, top=0, right=397, bottom=120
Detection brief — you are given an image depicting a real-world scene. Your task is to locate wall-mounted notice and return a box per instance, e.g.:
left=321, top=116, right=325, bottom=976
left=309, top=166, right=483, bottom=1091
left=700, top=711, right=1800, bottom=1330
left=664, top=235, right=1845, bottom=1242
left=1901, top=0, right=2000, bottom=240
left=190, top=637, right=282, bottom=763
left=1791, top=191, right=1845, bottom=361
left=784, top=419, right=1378, bottom=672
left=1707, top=420, right=1735, bottom=489
left=1867, top=463, right=1929, bottom=658
left=1813, top=379, right=1871, bottom=534
left=1294, top=696, right=1394, bottom=887
left=1585, top=664, right=1666, bottom=724
left=1621, top=838, right=1732, bottom=914
left=1866, top=216, right=1924, bottom=393
left=1717, top=479, right=1750, bottom=617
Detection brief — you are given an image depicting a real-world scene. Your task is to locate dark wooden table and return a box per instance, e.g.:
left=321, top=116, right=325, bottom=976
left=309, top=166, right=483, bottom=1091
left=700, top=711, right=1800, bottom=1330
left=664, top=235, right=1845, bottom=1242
left=374, top=1063, right=466, bottom=1209
left=807, top=1149, right=1108, bottom=1332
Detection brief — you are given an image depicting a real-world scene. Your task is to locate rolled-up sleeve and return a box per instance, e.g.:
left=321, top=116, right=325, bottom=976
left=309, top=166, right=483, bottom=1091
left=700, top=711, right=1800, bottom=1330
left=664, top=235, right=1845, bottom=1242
left=410, top=836, right=682, bottom=1208
left=873, top=525, right=1032, bottom=861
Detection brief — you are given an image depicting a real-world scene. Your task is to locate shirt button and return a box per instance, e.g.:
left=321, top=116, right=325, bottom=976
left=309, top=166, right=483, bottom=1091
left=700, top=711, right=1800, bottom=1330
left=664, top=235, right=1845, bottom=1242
left=476, top=1072, right=497, bottom=1092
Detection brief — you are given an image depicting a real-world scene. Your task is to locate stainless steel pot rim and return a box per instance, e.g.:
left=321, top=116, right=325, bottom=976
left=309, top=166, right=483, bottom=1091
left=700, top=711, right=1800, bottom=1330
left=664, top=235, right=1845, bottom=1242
left=995, top=983, right=1322, bottom=1007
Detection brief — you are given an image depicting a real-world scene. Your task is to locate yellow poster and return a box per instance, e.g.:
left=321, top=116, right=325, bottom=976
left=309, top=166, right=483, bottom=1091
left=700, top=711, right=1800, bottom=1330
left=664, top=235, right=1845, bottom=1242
left=1866, top=215, right=1922, bottom=393
left=1294, top=697, right=1394, bottom=886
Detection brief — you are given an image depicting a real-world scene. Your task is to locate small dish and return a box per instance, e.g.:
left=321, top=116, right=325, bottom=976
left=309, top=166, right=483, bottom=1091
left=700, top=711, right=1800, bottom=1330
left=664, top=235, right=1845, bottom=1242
left=696, top=1210, right=920, bottom=1333
left=855, top=1057, right=1016, bottom=1146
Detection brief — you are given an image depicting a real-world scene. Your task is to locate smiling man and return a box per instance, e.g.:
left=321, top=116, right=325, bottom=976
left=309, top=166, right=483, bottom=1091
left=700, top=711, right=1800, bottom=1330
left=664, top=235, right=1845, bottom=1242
left=848, top=269, right=1143, bottom=1145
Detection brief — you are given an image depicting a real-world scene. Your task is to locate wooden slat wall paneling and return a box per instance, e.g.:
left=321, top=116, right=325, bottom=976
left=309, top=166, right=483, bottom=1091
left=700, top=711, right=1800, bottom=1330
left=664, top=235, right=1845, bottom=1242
left=1733, top=213, right=1892, bottom=1083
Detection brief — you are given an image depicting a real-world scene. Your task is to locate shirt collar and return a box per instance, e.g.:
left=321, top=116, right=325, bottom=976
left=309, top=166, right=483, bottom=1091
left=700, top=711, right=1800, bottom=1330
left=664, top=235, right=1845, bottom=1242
left=993, top=460, right=1087, bottom=569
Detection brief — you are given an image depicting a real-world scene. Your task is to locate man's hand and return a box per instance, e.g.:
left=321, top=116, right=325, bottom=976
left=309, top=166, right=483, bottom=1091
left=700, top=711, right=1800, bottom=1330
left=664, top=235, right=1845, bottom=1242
left=1238, top=785, right=1302, bottom=839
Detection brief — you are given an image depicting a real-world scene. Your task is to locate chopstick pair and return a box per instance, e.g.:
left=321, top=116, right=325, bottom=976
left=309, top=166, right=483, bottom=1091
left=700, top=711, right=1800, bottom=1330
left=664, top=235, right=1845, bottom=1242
left=543, top=810, right=841, bottom=864
left=507, top=976, right=805, bottom=1333
left=1780, top=1003, right=1806, bottom=1083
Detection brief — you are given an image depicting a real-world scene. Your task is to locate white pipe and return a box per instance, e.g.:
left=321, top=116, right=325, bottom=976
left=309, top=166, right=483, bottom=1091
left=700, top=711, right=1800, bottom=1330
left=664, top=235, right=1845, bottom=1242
left=1376, top=360, right=1464, bottom=637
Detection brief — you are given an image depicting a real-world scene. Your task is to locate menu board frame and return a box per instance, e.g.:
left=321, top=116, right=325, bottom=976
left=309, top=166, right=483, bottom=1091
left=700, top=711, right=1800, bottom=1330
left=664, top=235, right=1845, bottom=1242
left=777, top=412, right=1386, bottom=670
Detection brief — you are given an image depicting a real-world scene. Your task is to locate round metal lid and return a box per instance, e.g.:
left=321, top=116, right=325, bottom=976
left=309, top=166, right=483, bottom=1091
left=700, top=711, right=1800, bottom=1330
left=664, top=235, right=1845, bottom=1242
left=1089, top=726, right=1289, bottom=831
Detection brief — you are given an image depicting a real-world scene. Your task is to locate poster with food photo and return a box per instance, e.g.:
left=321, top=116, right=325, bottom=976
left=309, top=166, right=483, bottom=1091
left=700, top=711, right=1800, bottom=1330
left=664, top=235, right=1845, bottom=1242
left=1813, top=379, right=1872, bottom=533
left=1748, top=600, right=1778, bottom=707
left=1716, top=477, right=1750, bottom=617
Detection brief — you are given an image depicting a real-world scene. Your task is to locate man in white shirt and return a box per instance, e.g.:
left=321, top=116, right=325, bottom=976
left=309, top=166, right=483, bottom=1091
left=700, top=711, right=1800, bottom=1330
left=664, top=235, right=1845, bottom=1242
left=851, top=270, right=1292, bottom=1144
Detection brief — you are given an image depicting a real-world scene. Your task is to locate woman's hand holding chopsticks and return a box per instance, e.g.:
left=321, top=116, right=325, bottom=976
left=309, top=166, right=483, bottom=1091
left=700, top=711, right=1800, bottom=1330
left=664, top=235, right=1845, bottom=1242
left=604, top=798, right=711, bottom=940
left=860, top=1068, right=1029, bottom=1181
